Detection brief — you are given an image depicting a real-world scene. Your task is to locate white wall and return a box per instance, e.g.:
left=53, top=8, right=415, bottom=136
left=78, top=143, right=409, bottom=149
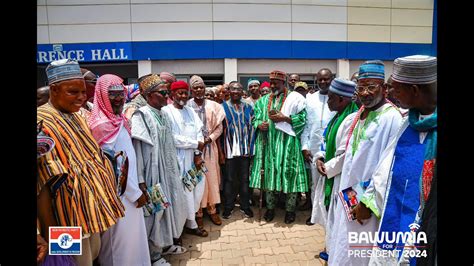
left=37, top=0, right=434, bottom=44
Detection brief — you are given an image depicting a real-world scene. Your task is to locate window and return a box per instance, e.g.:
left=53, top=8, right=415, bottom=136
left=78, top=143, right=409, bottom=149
left=176, top=75, right=224, bottom=87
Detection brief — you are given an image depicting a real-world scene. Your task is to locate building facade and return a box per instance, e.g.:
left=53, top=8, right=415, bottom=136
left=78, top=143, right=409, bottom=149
left=37, top=0, right=436, bottom=87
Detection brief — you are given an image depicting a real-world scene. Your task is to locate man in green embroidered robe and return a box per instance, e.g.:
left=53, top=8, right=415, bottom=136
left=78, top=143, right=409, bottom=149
left=250, top=70, right=308, bottom=224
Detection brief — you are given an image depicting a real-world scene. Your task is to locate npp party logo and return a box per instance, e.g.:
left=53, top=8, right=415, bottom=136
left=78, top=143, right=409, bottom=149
left=49, top=227, right=82, bottom=255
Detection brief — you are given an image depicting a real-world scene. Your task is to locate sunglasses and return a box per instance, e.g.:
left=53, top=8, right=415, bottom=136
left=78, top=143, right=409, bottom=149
left=152, top=90, right=170, bottom=97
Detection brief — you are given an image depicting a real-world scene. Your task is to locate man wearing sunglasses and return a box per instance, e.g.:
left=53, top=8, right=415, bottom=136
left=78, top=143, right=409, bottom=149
left=329, top=60, right=403, bottom=266
left=88, top=74, right=151, bottom=266
left=131, top=74, right=189, bottom=265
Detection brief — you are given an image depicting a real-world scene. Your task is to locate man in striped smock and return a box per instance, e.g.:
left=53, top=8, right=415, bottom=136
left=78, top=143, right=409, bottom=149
left=250, top=70, right=308, bottom=224
left=37, top=59, right=125, bottom=266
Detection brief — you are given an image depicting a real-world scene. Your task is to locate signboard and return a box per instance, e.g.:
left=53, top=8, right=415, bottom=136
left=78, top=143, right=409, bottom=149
left=37, top=42, right=132, bottom=63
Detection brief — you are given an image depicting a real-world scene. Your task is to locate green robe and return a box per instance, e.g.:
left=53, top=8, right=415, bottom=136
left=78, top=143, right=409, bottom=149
left=249, top=92, right=308, bottom=193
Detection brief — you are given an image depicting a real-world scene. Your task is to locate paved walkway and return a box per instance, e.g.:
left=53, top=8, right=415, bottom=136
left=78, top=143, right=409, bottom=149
left=163, top=205, right=327, bottom=265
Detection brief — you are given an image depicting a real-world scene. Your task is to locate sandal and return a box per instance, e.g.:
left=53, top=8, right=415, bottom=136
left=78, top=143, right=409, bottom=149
left=152, top=258, right=171, bottom=266
left=185, top=227, right=209, bottom=237
left=162, top=245, right=188, bottom=255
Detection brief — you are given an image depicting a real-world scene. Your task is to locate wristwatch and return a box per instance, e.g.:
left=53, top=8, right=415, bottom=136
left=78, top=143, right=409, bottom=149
left=194, top=150, right=202, bottom=156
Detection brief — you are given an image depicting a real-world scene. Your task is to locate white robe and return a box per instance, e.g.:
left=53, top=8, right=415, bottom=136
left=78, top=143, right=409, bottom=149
left=300, top=91, right=335, bottom=215
left=311, top=113, right=357, bottom=254
left=162, top=104, right=205, bottom=229
left=132, top=105, right=188, bottom=259
left=275, top=91, right=306, bottom=137
left=99, top=124, right=151, bottom=266
left=329, top=103, right=402, bottom=266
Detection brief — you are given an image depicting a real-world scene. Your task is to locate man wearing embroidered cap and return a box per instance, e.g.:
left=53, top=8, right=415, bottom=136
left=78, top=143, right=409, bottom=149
left=250, top=70, right=308, bottom=224
left=329, top=60, right=403, bottom=266
left=88, top=74, right=151, bottom=266
left=37, top=59, right=125, bottom=266
left=131, top=74, right=188, bottom=264
left=123, top=73, right=153, bottom=121
left=369, top=55, right=437, bottom=265
left=301, top=68, right=336, bottom=217
left=243, top=78, right=261, bottom=107
left=311, top=78, right=359, bottom=260
left=162, top=80, right=209, bottom=238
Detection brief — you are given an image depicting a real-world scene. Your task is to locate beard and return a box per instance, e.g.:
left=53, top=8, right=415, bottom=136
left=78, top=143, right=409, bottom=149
left=175, top=99, right=186, bottom=106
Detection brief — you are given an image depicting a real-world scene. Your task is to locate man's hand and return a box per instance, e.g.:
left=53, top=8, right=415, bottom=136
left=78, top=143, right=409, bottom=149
left=218, top=150, right=226, bottom=165
left=37, top=234, right=48, bottom=264
left=351, top=203, right=372, bottom=225
left=136, top=192, right=148, bottom=208
left=302, top=150, right=313, bottom=163
left=269, top=111, right=291, bottom=123
left=194, top=155, right=204, bottom=170
left=197, top=141, right=205, bottom=151
left=204, top=136, right=212, bottom=145
left=138, top=183, right=150, bottom=202
left=316, top=158, right=327, bottom=176
left=258, top=121, right=269, bottom=131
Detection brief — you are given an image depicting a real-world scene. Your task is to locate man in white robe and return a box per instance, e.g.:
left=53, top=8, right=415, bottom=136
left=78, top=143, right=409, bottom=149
left=88, top=74, right=151, bottom=266
left=312, top=78, right=359, bottom=260
left=328, top=61, right=403, bottom=265
left=302, top=68, right=336, bottom=225
left=162, top=80, right=209, bottom=237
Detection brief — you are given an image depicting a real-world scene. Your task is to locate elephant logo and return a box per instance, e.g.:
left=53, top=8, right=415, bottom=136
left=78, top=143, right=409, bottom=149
left=58, top=233, right=73, bottom=249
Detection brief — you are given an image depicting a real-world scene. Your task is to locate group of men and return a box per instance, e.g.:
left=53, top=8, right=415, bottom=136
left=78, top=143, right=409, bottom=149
left=37, top=54, right=437, bottom=266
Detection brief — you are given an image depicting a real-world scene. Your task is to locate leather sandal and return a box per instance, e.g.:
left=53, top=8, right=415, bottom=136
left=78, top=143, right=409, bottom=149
left=185, top=227, right=208, bottom=237
left=209, top=213, right=222, bottom=225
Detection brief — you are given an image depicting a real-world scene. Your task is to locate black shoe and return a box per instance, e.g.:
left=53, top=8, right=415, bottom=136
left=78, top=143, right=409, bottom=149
left=222, top=209, right=233, bottom=219
left=298, top=200, right=312, bottom=211
left=240, top=208, right=254, bottom=218
left=285, top=212, right=296, bottom=224
left=306, top=217, right=314, bottom=226
left=264, top=209, right=275, bottom=222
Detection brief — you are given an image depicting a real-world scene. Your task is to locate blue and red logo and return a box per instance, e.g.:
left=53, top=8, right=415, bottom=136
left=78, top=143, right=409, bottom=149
left=49, top=227, right=82, bottom=255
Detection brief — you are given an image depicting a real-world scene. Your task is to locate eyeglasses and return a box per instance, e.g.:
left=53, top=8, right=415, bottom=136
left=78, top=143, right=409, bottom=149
left=356, top=84, right=381, bottom=93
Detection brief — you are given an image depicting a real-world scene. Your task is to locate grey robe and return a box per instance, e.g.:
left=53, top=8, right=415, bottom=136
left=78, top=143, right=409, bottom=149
left=131, top=104, right=187, bottom=248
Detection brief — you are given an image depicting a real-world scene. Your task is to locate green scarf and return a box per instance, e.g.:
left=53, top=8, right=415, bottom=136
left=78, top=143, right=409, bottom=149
left=323, top=102, right=359, bottom=206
